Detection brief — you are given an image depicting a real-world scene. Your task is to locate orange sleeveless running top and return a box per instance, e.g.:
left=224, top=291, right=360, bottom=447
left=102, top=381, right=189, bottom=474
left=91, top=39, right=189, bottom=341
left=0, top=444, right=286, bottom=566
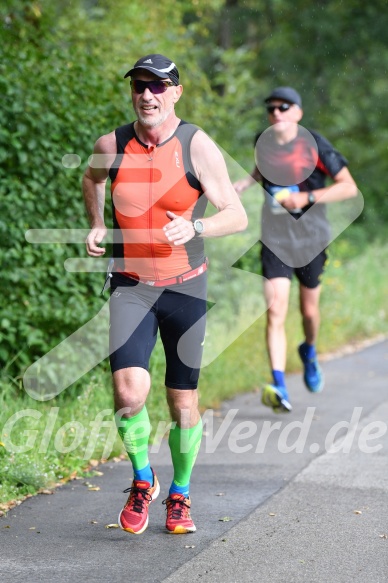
left=109, top=121, right=207, bottom=281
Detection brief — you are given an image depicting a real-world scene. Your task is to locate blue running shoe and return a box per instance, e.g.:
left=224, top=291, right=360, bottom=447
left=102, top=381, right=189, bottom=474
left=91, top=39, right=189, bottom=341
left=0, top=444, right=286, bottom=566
left=298, top=343, right=324, bottom=392
left=262, top=384, right=292, bottom=413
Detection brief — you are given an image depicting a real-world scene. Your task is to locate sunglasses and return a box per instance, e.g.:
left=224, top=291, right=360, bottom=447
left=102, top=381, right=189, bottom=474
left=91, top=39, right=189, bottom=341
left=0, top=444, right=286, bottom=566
left=130, top=79, right=175, bottom=95
left=266, top=103, right=292, bottom=114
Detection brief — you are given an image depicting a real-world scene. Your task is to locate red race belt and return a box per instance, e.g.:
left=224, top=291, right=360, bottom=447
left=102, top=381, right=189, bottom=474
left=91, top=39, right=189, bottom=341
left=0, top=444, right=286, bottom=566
left=118, top=260, right=208, bottom=287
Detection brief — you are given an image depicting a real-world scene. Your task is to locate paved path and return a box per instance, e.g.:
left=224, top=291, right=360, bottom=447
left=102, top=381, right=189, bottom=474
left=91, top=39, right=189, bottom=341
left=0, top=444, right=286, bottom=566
left=1, top=340, right=387, bottom=582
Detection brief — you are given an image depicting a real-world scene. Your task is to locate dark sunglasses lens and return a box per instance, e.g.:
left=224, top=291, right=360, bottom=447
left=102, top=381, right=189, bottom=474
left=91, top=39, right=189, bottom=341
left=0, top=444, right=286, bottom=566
left=149, top=81, right=168, bottom=94
left=132, top=80, right=167, bottom=94
left=267, top=103, right=291, bottom=114
left=132, top=80, right=145, bottom=93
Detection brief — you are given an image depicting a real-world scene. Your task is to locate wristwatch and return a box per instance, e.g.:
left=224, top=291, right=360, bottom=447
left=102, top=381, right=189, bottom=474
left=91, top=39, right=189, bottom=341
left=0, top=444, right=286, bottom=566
left=307, top=191, right=316, bottom=205
left=193, top=219, right=205, bottom=237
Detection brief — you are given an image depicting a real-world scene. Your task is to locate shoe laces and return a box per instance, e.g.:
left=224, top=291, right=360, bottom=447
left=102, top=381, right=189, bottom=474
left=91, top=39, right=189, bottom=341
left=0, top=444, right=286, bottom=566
left=123, top=485, right=152, bottom=514
left=163, top=496, right=190, bottom=520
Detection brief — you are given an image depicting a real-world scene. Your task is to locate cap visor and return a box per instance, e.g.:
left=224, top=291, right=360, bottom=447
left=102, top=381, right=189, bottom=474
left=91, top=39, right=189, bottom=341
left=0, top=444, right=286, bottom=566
left=124, top=66, right=169, bottom=79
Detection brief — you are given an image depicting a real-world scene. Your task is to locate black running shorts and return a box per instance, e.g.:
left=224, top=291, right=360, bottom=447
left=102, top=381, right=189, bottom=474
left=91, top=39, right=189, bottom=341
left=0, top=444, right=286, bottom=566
left=261, top=244, right=327, bottom=289
left=109, top=272, right=207, bottom=389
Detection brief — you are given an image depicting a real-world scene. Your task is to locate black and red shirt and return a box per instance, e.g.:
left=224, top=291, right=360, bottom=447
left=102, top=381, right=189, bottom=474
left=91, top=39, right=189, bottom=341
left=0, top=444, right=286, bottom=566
left=254, top=127, right=348, bottom=249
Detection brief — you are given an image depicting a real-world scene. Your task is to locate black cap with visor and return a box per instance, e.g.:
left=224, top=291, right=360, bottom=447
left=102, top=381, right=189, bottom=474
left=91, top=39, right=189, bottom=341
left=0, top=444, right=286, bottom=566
left=124, top=54, right=180, bottom=86
left=264, top=86, right=302, bottom=107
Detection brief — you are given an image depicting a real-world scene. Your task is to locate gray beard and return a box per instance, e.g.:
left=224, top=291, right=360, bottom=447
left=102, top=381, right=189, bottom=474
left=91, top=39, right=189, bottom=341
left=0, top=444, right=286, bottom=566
left=135, top=105, right=173, bottom=129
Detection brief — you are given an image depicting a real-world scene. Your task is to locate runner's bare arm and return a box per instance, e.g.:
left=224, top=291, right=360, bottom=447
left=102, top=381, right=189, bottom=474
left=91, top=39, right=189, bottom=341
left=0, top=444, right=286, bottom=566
left=309, top=167, right=358, bottom=203
left=83, top=132, right=116, bottom=256
left=233, top=166, right=262, bottom=195
left=164, top=130, right=248, bottom=245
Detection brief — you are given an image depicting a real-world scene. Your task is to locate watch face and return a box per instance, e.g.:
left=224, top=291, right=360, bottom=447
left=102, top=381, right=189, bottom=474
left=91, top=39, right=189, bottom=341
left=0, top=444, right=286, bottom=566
left=194, top=220, right=204, bottom=234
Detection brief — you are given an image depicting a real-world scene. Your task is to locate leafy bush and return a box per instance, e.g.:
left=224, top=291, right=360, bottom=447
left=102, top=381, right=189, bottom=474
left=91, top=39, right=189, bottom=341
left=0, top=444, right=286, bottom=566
left=0, top=3, right=128, bottom=376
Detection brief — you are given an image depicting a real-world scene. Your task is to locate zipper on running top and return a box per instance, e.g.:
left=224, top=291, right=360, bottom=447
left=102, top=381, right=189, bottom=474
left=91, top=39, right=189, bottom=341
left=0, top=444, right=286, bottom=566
left=148, top=146, right=159, bottom=280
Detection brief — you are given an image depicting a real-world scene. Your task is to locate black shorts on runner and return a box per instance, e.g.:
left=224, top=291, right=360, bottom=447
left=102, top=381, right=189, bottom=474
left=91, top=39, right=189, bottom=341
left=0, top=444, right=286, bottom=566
left=109, top=271, right=207, bottom=389
left=261, top=244, right=327, bottom=289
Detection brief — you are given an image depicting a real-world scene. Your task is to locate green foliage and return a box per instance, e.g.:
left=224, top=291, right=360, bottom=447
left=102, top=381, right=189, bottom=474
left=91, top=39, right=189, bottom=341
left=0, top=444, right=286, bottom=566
left=176, top=0, right=388, bottom=231
left=1, top=0, right=386, bottom=383
left=1, top=1, right=123, bottom=375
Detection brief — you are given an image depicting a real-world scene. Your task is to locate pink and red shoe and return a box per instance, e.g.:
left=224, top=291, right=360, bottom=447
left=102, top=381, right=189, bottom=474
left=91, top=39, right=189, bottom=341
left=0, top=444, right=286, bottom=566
left=118, top=469, right=160, bottom=534
left=163, top=493, right=196, bottom=534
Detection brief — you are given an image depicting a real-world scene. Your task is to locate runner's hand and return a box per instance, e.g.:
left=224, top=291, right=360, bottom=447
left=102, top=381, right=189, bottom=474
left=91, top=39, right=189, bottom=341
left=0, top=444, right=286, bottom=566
left=163, top=211, right=195, bottom=246
left=280, top=192, right=308, bottom=210
left=233, top=177, right=250, bottom=196
left=85, top=226, right=107, bottom=256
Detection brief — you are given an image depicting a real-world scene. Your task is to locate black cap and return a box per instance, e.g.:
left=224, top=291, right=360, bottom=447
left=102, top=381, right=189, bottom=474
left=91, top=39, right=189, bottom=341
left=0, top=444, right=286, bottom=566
left=264, top=86, right=302, bottom=107
left=124, top=54, right=179, bottom=86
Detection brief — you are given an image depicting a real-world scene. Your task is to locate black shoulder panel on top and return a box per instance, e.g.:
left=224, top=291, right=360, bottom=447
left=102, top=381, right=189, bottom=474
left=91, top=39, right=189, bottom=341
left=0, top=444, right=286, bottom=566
left=108, top=123, right=136, bottom=183
left=175, top=121, right=202, bottom=192
left=115, top=123, right=136, bottom=153
left=309, top=129, right=349, bottom=177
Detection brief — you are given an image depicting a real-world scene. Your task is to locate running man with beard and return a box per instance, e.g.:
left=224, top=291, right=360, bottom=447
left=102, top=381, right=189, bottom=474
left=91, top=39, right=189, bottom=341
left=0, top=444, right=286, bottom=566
left=83, top=54, right=247, bottom=534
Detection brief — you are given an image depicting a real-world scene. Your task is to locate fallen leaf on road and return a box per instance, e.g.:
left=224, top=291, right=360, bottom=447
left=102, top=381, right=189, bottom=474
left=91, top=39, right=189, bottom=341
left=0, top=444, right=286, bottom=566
left=90, top=520, right=98, bottom=524
left=40, top=490, right=53, bottom=495
left=184, top=545, right=195, bottom=548
left=218, top=517, right=232, bottom=522
left=105, top=524, right=119, bottom=529
left=89, top=459, right=100, bottom=467
left=88, top=487, right=100, bottom=492
left=29, top=527, right=36, bottom=530
left=379, top=534, right=387, bottom=539
left=269, top=513, right=276, bottom=517
left=215, top=493, right=225, bottom=496
left=353, top=510, right=362, bottom=515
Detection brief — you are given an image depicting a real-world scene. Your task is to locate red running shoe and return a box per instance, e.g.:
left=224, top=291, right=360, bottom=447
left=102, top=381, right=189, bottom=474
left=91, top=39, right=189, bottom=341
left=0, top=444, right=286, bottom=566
left=118, top=469, right=160, bottom=534
left=163, top=493, right=196, bottom=534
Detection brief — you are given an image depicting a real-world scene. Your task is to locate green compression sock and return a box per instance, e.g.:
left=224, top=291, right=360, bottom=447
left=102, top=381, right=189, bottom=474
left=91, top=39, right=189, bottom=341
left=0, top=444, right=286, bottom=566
left=116, top=407, right=152, bottom=481
left=168, top=419, right=202, bottom=497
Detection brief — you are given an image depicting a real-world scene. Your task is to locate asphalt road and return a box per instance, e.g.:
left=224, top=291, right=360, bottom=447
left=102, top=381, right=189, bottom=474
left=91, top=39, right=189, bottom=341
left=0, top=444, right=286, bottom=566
left=1, top=339, right=387, bottom=583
